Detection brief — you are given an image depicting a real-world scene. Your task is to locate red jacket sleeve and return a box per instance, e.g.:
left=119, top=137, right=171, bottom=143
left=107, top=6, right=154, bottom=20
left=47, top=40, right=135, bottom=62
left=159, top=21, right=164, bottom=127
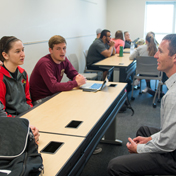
left=25, top=73, right=33, bottom=108
left=0, top=79, right=13, bottom=117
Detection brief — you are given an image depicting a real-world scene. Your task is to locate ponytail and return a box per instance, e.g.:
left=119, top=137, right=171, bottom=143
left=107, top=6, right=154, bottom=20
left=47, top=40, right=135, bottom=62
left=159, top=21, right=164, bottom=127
left=146, top=33, right=157, bottom=56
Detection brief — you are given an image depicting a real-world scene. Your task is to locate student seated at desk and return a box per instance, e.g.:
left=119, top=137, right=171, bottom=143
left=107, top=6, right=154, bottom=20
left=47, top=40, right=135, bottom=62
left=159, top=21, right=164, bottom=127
left=0, top=36, right=39, bottom=143
left=129, top=32, right=158, bottom=93
left=124, top=31, right=137, bottom=49
left=86, top=29, right=116, bottom=79
left=30, top=35, right=86, bottom=104
left=29, top=35, right=102, bottom=155
left=111, top=30, right=125, bottom=54
left=94, top=28, right=102, bottom=41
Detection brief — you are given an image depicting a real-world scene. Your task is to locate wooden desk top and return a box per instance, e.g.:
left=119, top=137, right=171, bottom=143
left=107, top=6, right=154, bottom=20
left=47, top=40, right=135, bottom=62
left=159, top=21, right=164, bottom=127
left=94, top=53, right=132, bottom=67
left=38, top=133, right=84, bottom=176
left=21, top=82, right=126, bottom=137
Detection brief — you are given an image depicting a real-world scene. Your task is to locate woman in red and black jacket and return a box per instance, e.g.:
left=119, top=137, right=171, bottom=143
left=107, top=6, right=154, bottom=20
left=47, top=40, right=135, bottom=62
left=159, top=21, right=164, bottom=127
left=0, top=36, right=39, bottom=143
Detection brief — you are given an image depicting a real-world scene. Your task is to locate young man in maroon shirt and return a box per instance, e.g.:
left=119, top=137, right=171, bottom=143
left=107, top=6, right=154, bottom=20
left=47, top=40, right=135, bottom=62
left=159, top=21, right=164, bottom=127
left=30, top=35, right=86, bottom=104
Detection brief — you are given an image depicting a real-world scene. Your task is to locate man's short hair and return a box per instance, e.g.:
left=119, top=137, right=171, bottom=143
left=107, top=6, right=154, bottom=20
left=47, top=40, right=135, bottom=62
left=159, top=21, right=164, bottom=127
left=100, top=29, right=110, bottom=39
left=96, top=28, right=102, bottom=35
left=124, top=31, right=129, bottom=35
left=163, top=34, right=176, bottom=56
left=48, top=35, right=67, bottom=49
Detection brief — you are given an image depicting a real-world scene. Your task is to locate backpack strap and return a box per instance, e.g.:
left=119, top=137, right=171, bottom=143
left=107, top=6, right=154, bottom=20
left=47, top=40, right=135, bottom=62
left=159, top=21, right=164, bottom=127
left=125, top=96, right=134, bottom=116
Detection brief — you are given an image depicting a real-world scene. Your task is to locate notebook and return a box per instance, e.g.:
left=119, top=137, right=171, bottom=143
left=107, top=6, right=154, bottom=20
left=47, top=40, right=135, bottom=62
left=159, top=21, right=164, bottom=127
left=80, top=67, right=114, bottom=92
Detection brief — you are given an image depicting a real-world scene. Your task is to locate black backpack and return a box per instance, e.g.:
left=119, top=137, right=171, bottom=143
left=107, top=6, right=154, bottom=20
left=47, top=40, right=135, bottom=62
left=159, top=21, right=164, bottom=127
left=0, top=117, right=43, bottom=176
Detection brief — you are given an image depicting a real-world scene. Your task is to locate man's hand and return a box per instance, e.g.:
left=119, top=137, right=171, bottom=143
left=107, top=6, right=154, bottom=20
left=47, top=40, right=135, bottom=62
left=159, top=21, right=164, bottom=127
left=30, top=125, right=40, bottom=144
left=126, top=137, right=137, bottom=153
left=75, top=74, right=86, bottom=86
left=133, top=136, right=152, bottom=144
left=109, top=40, right=115, bottom=47
left=0, top=61, right=3, bottom=66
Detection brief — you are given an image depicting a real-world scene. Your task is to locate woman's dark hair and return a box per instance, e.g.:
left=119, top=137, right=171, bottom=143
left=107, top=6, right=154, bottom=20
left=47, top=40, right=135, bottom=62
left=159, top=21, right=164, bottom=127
left=115, top=30, right=124, bottom=40
left=0, top=36, right=20, bottom=62
left=146, top=32, right=157, bottom=56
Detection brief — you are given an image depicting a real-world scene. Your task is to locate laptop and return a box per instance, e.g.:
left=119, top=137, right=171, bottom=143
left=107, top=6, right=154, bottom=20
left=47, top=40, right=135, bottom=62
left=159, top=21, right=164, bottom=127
left=80, top=67, right=114, bottom=92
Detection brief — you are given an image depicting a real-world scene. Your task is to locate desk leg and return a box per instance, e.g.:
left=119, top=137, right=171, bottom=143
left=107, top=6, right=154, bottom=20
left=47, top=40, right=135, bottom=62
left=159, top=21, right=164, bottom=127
left=113, top=68, right=120, bottom=82
left=100, top=117, right=122, bottom=145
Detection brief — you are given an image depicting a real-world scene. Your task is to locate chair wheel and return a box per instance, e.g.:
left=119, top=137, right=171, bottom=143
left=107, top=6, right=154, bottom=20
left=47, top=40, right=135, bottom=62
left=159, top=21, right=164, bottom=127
left=131, top=97, right=135, bottom=100
left=157, top=99, right=161, bottom=103
left=139, top=92, right=142, bottom=95
left=153, top=103, right=157, bottom=108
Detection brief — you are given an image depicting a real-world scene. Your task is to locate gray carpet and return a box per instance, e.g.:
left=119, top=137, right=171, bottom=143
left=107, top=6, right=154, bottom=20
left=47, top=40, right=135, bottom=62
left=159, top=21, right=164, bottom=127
left=80, top=80, right=167, bottom=176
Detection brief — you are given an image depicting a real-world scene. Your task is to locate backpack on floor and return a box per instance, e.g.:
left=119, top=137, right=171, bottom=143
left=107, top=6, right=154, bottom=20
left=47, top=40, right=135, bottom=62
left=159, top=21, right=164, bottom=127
left=0, top=117, right=43, bottom=176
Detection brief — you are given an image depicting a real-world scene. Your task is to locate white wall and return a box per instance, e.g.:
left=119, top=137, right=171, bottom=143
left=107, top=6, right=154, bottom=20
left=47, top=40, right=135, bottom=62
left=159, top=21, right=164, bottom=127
left=0, top=0, right=107, bottom=78
left=107, top=0, right=176, bottom=41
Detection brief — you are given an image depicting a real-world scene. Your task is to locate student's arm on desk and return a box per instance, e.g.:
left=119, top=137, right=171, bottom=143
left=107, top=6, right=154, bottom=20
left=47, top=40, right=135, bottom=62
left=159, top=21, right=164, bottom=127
left=39, top=62, right=79, bottom=93
left=74, top=74, right=86, bottom=86
left=101, top=41, right=116, bottom=57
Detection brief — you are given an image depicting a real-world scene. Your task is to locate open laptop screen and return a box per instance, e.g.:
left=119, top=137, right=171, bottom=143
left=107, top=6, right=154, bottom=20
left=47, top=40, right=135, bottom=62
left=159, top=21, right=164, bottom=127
left=81, top=67, right=114, bottom=92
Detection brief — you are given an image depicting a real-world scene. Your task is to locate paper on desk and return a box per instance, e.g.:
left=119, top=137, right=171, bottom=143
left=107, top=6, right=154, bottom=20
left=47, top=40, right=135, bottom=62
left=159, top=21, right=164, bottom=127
left=0, top=170, right=11, bottom=175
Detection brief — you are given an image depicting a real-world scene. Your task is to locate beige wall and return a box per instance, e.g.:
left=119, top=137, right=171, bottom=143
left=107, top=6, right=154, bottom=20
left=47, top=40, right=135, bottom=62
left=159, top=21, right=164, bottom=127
left=107, top=0, right=176, bottom=41
left=0, top=0, right=107, bottom=79
left=2, top=0, right=174, bottom=79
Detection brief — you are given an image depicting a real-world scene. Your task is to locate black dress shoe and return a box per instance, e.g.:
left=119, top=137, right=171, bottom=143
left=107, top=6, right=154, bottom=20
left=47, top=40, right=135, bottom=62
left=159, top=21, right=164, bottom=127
left=147, top=88, right=165, bottom=97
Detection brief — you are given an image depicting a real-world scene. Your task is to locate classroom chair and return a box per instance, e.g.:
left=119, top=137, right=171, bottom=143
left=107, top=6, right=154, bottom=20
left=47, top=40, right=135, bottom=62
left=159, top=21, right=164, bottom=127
left=68, top=53, right=98, bottom=80
left=83, top=50, right=103, bottom=80
left=131, top=56, right=163, bottom=108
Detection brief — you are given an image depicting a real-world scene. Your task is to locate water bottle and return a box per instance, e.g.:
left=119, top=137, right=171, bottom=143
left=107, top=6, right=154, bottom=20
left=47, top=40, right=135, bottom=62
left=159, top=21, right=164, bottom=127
left=130, top=42, right=134, bottom=54
left=119, top=46, right=123, bottom=57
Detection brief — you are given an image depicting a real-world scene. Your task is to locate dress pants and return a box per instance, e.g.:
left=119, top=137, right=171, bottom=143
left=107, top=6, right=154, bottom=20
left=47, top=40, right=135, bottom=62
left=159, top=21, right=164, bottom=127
left=107, top=126, right=176, bottom=176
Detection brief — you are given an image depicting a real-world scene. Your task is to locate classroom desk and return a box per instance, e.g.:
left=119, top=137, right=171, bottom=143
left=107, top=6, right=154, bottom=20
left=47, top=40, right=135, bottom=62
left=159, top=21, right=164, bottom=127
left=38, top=133, right=85, bottom=176
left=21, top=82, right=126, bottom=138
left=94, top=53, right=136, bottom=82
left=123, top=48, right=130, bottom=53
left=20, top=81, right=127, bottom=176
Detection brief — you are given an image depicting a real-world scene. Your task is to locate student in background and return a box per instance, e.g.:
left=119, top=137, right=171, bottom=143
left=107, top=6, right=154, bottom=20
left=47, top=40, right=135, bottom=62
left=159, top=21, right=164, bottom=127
left=124, top=31, right=131, bottom=48
left=111, top=30, right=125, bottom=54
left=30, top=35, right=86, bottom=104
left=87, top=29, right=116, bottom=79
left=95, top=28, right=102, bottom=40
left=108, top=33, right=176, bottom=176
left=0, top=36, right=39, bottom=143
left=129, top=32, right=158, bottom=93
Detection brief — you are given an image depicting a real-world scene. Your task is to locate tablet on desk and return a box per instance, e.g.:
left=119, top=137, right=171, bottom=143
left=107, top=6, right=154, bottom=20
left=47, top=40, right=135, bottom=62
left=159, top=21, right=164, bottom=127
left=80, top=67, right=114, bottom=92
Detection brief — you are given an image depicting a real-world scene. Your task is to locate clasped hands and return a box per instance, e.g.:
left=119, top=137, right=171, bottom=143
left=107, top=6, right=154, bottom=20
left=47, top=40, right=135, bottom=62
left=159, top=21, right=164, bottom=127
left=126, top=136, right=152, bottom=153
